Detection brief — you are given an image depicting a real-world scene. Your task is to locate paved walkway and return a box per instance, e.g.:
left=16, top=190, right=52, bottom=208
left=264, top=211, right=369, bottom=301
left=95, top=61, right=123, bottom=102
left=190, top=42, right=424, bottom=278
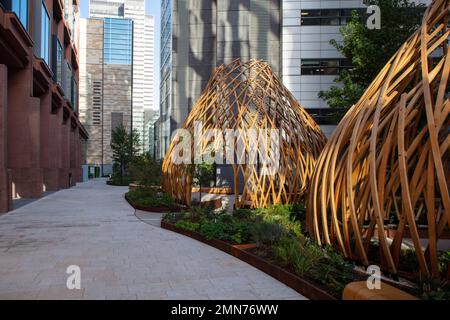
left=0, top=179, right=305, bottom=300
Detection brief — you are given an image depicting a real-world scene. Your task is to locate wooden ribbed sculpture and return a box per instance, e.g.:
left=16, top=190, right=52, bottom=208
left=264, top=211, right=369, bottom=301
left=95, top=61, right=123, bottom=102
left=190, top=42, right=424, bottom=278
left=162, top=59, right=326, bottom=209
left=307, top=0, right=450, bottom=277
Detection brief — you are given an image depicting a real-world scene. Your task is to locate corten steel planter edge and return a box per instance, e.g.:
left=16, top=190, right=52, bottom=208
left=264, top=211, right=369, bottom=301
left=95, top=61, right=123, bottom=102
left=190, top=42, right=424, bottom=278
left=160, top=220, right=337, bottom=300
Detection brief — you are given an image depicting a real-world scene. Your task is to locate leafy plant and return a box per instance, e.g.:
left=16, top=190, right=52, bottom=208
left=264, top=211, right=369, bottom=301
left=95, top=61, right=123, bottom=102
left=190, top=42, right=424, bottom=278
left=415, top=275, right=449, bottom=300
left=273, top=236, right=355, bottom=296
left=199, top=214, right=252, bottom=244
left=293, top=243, right=324, bottom=276
left=128, top=154, right=162, bottom=187
left=273, top=236, right=303, bottom=268
left=175, top=220, right=200, bottom=232
left=189, top=204, right=215, bottom=222
left=438, top=251, right=450, bottom=275
left=110, top=171, right=134, bottom=186
left=324, top=245, right=354, bottom=271
left=310, top=246, right=355, bottom=296
left=233, top=208, right=256, bottom=220
left=399, top=249, right=419, bottom=273
left=256, top=205, right=303, bottom=237
left=162, top=212, right=185, bottom=223
left=126, top=188, right=175, bottom=208
left=251, top=221, right=286, bottom=247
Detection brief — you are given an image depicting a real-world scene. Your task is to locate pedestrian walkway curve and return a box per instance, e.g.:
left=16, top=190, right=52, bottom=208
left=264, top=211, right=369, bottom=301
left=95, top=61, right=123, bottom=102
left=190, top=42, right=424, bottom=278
left=0, top=179, right=306, bottom=300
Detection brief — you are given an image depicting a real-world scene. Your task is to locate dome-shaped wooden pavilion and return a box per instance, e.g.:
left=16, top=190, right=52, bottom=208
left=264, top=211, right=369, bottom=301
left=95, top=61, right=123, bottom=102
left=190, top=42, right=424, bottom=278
left=162, top=59, right=327, bottom=209
left=307, top=0, right=450, bottom=277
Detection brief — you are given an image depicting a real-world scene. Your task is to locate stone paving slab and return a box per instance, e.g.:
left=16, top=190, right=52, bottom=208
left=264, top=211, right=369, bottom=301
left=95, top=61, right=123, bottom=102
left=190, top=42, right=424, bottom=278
left=0, top=179, right=306, bottom=300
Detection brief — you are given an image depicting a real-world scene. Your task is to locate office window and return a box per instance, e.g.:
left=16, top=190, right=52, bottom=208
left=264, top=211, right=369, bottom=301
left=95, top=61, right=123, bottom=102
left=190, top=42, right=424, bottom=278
left=72, top=14, right=76, bottom=42
left=301, top=59, right=352, bottom=75
left=301, top=9, right=365, bottom=26
left=71, top=76, right=77, bottom=111
left=12, top=0, right=28, bottom=29
left=65, top=61, right=72, bottom=97
left=41, top=1, right=50, bottom=66
left=103, top=18, right=133, bottom=65
left=53, top=38, right=63, bottom=85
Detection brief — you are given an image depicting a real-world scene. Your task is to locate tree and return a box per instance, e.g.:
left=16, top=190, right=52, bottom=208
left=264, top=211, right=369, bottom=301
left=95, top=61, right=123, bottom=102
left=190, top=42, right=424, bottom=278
left=128, top=154, right=162, bottom=187
left=193, top=163, right=215, bottom=203
left=319, top=0, right=425, bottom=109
left=110, top=124, right=140, bottom=183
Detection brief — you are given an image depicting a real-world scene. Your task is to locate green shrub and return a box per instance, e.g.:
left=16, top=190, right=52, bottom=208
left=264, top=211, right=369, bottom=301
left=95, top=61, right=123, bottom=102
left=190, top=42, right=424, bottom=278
left=199, top=214, right=252, bottom=244
left=233, top=208, right=256, bottom=220
left=188, top=205, right=215, bottom=222
left=256, top=205, right=303, bottom=237
left=274, top=236, right=324, bottom=276
left=251, top=221, right=286, bottom=247
left=324, top=245, right=354, bottom=271
left=415, top=275, right=450, bottom=300
left=293, top=243, right=324, bottom=276
left=162, top=212, right=185, bottom=223
left=438, top=251, right=450, bottom=275
left=273, top=236, right=354, bottom=295
left=273, top=236, right=303, bottom=267
left=110, top=172, right=134, bottom=186
left=128, top=154, right=162, bottom=187
left=126, top=188, right=175, bottom=208
left=175, top=220, right=200, bottom=232
left=308, top=246, right=354, bottom=296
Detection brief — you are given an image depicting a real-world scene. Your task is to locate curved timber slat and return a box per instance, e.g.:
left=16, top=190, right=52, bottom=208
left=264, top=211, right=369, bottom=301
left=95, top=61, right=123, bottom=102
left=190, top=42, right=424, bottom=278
left=307, top=0, right=450, bottom=277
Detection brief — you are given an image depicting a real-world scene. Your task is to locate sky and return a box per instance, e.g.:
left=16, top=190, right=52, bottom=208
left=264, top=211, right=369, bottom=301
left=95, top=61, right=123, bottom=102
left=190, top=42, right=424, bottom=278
left=80, top=0, right=161, bottom=110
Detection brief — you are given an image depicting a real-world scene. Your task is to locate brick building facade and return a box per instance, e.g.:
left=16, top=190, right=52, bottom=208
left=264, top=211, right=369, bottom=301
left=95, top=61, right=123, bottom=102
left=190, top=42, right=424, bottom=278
left=0, top=0, right=88, bottom=213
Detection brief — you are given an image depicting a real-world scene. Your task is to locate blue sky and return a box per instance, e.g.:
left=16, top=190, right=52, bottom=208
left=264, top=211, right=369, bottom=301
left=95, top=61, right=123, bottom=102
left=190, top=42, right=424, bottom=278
left=80, top=0, right=161, bottom=110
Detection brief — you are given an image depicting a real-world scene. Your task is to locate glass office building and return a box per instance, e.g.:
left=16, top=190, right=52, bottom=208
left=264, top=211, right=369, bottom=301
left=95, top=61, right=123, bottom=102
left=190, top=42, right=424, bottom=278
left=103, top=17, right=133, bottom=65
left=159, top=0, right=172, bottom=159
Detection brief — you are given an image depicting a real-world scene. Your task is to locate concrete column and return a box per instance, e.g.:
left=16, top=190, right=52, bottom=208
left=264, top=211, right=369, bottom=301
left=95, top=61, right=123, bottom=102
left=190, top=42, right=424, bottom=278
left=8, top=67, right=43, bottom=199
left=69, top=124, right=76, bottom=187
left=59, top=115, right=70, bottom=189
left=52, top=106, right=63, bottom=189
left=0, top=65, right=11, bottom=213
left=40, top=91, right=60, bottom=191
left=74, top=127, right=83, bottom=183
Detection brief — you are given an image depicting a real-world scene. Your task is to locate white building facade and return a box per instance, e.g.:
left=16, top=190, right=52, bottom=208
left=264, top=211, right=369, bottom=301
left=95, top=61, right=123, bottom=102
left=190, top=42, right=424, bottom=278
left=282, top=0, right=430, bottom=137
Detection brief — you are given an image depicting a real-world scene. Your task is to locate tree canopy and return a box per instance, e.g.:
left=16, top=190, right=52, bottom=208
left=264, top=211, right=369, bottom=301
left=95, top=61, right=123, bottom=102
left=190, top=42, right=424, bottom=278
left=110, top=124, right=140, bottom=180
left=319, top=0, right=425, bottom=109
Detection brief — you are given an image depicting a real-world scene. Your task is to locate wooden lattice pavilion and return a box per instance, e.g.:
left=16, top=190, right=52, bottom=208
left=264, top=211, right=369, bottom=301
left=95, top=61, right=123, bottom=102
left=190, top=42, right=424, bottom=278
left=162, top=59, right=326, bottom=209
left=307, top=0, right=450, bottom=276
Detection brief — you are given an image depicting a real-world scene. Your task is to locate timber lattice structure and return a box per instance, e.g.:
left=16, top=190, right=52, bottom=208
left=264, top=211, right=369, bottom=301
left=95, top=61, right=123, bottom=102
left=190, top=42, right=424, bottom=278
left=307, top=0, right=450, bottom=277
left=162, top=59, right=326, bottom=209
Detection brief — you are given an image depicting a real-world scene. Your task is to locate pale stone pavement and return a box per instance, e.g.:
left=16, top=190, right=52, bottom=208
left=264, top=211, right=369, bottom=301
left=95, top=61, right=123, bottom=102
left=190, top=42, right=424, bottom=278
left=0, top=179, right=306, bottom=300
